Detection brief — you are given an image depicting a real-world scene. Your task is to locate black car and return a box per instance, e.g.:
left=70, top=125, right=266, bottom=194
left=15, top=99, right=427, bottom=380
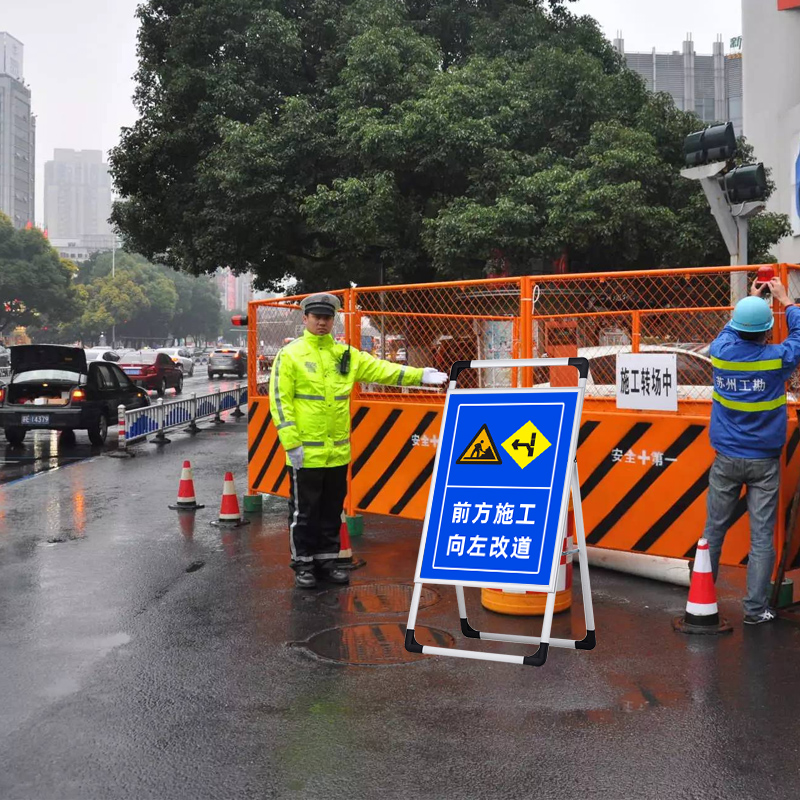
left=0, top=345, right=150, bottom=446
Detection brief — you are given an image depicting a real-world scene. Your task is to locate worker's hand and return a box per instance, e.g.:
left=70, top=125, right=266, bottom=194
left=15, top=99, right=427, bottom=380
left=769, top=278, right=793, bottom=307
left=421, top=368, right=449, bottom=385
left=287, top=445, right=304, bottom=471
left=750, top=277, right=769, bottom=297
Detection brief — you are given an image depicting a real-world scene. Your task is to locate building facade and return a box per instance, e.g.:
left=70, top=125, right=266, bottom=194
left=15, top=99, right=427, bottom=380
left=44, top=149, right=113, bottom=240
left=616, top=34, right=744, bottom=136
left=0, top=33, right=35, bottom=229
left=743, top=1, right=800, bottom=264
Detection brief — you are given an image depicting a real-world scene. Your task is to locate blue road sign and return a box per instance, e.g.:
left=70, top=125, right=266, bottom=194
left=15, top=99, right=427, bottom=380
left=416, top=389, right=581, bottom=590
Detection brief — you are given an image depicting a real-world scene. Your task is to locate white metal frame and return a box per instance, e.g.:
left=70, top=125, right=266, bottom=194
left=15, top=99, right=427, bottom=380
left=405, top=358, right=595, bottom=667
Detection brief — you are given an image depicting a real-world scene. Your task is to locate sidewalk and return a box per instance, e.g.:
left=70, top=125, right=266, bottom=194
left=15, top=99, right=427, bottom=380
left=1, top=415, right=799, bottom=799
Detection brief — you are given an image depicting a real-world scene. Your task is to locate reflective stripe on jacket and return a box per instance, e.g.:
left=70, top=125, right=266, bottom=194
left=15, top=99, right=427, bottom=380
left=709, top=305, right=800, bottom=459
left=269, top=329, right=424, bottom=468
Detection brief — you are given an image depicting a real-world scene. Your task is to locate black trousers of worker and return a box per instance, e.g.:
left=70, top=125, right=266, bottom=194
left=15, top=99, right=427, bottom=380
left=287, top=465, right=348, bottom=571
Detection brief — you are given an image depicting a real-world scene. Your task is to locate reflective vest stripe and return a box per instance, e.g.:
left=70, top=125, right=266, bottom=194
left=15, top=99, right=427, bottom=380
left=711, top=356, right=783, bottom=372
left=712, top=391, right=786, bottom=412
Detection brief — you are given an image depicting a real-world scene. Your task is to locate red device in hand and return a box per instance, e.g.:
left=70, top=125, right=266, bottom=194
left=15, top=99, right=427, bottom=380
left=756, top=265, right=775, bottom=295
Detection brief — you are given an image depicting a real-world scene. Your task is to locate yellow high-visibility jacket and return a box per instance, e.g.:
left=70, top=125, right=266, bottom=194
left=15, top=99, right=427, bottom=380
left=269, top=330, right=424, bottom=468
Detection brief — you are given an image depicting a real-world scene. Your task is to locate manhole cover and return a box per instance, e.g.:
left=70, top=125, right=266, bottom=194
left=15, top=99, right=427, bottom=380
left=302, top=623, right=455, bottom=665
left=320, top=583, right=440, bottom=614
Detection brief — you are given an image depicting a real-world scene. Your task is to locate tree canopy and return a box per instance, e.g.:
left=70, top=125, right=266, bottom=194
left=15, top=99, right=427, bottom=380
left=111, top=0, right=790, bottom=291
left=50, top=252, right=223, bottom=346
left=0, top=215, right=81, bottom=335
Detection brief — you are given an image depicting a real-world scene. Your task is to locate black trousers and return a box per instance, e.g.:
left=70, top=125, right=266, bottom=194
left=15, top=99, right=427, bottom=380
left=287, top=465, right=348, bottom=571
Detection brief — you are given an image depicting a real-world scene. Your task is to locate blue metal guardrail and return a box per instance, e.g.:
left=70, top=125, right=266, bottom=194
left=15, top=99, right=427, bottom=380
left=117, top=384, right=247, bottom=450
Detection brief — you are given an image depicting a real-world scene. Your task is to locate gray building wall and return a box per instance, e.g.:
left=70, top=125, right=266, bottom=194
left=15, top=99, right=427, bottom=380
left=616, top=35, right=744, bottom=136
left=0, top=34, right=35, bottom=229
left=743, top=2, right=800, bottom=264
left=44, top=149, right=113, bottom=239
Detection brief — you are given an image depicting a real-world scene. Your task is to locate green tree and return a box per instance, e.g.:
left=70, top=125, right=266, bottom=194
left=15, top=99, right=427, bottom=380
left=0, top=215, right=82, bottom=334
left=111, top=0, right=789, bottom=290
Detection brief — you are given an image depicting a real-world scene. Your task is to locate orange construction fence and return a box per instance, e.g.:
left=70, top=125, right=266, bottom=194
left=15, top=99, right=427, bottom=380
left=247, top=263, right=800, bottom=571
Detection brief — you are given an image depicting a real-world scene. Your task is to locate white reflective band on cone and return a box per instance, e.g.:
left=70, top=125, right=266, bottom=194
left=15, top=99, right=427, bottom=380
left=685, top=600, right=719, bottom=616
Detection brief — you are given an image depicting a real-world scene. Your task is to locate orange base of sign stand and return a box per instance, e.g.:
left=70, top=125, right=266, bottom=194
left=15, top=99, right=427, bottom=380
left=481, top=586, right=572, bottom=616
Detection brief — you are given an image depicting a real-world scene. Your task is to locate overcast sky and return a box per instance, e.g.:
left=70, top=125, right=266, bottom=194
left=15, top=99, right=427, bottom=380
left=3, top=0, right=742, bottom=225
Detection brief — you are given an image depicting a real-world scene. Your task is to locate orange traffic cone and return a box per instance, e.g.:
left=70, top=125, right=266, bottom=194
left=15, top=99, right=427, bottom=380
left=672, top=538, right=732, bottom=634
left=211, top=471, right=250, bottom=527
left=169, top=461, right=205, bottom=510
left=336, top=511, right=366, bottom=570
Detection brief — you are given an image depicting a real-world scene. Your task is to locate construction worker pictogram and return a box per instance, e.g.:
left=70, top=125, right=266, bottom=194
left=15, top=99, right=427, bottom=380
left=456, top=423, right=502, bottom=465
left=501, top=421, right=552, bottom=469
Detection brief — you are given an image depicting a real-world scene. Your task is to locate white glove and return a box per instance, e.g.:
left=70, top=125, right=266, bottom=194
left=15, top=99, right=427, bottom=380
left=287, top=445, right=304, bottom=471
left=421, top=368, right=449, bottom=385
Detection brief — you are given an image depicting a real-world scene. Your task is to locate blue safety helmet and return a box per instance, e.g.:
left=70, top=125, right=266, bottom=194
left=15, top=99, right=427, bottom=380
left=730, top=296, right=774, bottom=333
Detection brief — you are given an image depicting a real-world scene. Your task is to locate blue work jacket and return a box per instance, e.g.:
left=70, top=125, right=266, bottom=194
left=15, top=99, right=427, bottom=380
left=709, top=305, right=800, bottom=459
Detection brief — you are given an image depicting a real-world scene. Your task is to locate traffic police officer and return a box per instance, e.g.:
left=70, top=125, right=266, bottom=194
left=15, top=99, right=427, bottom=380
left=269, top=293, right=448, bottom=588
left=705, top=277, right=800, bottom=623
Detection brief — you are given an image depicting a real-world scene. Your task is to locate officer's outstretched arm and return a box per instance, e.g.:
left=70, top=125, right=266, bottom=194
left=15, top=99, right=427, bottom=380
left=269, top=351, right=301, bottom=450
left=354, top=350, right=424, bottom=387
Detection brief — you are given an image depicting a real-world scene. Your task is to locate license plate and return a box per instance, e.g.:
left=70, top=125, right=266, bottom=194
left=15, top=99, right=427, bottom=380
left=21, top=414, right=50, bottom=426
left=123, top=369, right=140, bottom=375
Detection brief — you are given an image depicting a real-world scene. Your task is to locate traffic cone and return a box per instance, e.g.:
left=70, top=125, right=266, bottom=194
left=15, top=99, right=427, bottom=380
left=672, top=538, right=732, bottom=634
left=211, top=471, right=250, bottom=527
left=336, top=511, right=366, bottom=570
left=169, top=461, right=205, bottom=510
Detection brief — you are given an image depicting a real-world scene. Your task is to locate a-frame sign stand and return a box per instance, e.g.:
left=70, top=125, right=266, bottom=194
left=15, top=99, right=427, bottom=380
left=405, top=358, right=596, bottom=667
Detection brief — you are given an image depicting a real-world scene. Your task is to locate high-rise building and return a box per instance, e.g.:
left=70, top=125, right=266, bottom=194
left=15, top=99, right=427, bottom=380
left=0, top=32, right=35, bottom=229
left=616, top=34, right=744, bottom=136
left=743, top=1, right=800, bottom=264
left=44, top=149, right=113, bottom=240
left=214, top=268, right=257, bottom=312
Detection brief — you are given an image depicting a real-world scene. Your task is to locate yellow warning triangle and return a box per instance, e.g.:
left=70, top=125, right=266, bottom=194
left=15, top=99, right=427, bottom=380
left=456, top=424, right=502, bottom=465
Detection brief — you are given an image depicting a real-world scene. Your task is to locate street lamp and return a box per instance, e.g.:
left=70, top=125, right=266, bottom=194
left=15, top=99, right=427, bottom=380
left=681, top=122, right=768, bottom=303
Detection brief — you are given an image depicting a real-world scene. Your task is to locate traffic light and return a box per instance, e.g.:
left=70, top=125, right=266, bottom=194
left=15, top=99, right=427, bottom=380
left=684, top=122, right=737, bottom=166
left=231, top=314, right=248, bottom=327
left=722, top=163, right=767, bottom=203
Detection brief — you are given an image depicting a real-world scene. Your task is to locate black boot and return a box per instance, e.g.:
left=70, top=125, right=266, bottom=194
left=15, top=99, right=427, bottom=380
left=319, top=567, right=349, bottom=585
left=294, top=569, right=317, bottom=589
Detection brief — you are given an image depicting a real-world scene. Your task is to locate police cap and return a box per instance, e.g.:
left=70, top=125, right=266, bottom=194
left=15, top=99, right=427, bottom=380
left=300, top=293, right=341, bottom=317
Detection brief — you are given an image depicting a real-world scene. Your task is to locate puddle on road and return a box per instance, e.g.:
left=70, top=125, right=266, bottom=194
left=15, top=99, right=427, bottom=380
left=300, top=623, right=455, bottom=665
left=318, top=583, right=440, bottom=614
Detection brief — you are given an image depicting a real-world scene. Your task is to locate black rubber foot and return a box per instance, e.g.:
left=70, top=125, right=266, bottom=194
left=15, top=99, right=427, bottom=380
left=523, top=642, right=549, bottom=667
left=106, top=451, right=135, bottom=459
left=404, top=628, right=424, bottom=654
left=150, top=437, right=172, bottom=445
left=460, top=618, right=481, bottom=639
left=575, top=629, right=596, bottom=650
left=672, top=616, right=733, bottom=635
left=169, top=503, right=205, bottom=511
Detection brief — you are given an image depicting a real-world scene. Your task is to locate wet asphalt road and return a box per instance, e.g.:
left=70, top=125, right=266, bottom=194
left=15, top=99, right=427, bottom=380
left=3, top=419, right=800, bottom=799
left=0, top=372, right=244, bottom=486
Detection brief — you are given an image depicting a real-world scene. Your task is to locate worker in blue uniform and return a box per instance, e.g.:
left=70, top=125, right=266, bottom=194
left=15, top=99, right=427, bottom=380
left=704, top=276, right=800, bottom=624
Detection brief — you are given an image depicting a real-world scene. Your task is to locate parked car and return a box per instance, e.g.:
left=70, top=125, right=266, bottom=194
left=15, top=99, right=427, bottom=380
left=117, top=351, right=184, bottom=397
left=0, top=345, right=150, bottom=446
left=85, top=348, right=122, bottom=363
left=208, top=347, right=247, bottom=379
left=157, top=347, right=195, bottom=376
